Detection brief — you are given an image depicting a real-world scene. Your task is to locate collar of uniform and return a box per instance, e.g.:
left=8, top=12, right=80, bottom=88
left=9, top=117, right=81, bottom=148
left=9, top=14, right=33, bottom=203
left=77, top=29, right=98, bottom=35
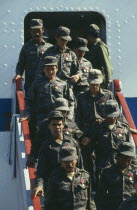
left=115, top=163, right=132, bottom=173
left=89, top=88, right=104, bottom=97
left=55, top=45, right=69, bottom=53
left=30, top=38, right=46, bottom=45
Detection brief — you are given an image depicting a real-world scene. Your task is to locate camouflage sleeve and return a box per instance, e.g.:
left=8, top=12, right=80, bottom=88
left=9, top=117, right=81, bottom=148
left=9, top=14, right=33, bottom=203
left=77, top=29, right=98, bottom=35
left=45, top=175, right=57, bottom=210
left=98, top=45, right=113, bottom=81
left=15, top=45, right=26, bottom=76
left=96, top=169, right=108, bottom=210
left=87, top=177, right=96, bottom=210
left=24, top=81, right=36, bottom=117
left=36, top=143, right=49, bottom=188
left=64, top=83, right=75, bottom=120
left=70, top=51, right=79, bottom=76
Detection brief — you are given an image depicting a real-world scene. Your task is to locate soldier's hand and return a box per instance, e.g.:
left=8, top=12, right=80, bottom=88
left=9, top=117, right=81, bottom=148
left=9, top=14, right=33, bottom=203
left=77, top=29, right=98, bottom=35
left=96, top=118, right=104, bottom=125
left=31, top=186, right=44, bottom=198
left=70, top=75, right=80, bottom=83
left=81, top=137, right=90, bottom=145
left=19, top=116, right=29, bottom=122
left=12, top=75, right=23, bottom=83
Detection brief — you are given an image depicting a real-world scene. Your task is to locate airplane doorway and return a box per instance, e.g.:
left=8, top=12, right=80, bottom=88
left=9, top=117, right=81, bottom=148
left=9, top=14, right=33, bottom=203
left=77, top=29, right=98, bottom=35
left=24, top=11, right=106, bottom=47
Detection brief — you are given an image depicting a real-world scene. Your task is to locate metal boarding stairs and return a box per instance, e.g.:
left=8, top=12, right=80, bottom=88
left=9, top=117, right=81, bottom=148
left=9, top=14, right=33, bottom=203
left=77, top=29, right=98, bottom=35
left=10, top=78, right=137, bottom=210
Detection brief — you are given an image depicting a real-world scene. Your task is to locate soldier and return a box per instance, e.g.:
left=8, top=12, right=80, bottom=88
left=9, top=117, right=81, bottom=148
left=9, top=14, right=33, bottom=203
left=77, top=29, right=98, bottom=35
left=97, top=142, right=136, bottom=210
left=45, top=146, right=96, bottom=210
left=118, top=170, right=137, bottom=210
left=43, top=26, right=81, bottom=84
left=13, top=19, right=52, bottom=93
left=73, top=37, right=92, bottom=98
left=20, top=56, right=75, bottom=124
left=31, top=111, right=83, bottom=198
left=29, top=98, right=88, bottom=162
left=86, top=24, right=112, bottom=89
left=77, top=69, right=115, bottom=138
left=93, top=100, right=134, bottom=180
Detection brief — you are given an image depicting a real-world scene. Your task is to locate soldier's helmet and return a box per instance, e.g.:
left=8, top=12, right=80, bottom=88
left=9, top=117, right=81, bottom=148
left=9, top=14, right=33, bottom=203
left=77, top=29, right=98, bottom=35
left=59, top=146, right=78, bottom=161
left=54, top=98, right=70, bottom=112
left=88, top=69, right=103, bottom=84
left=48, top=111, right=64, bottom=122
left=133, top=170, right=137, bottom=183
left=87, top=24, right=100, bottom=37
left=56, top=26, right=72, bottom=41
left=43, top=56, right=58, bottom=66
left=103, top=100, right=120, bottom=118
left=118, top=142, right=136, bottom=158
left=30, top=19, right=43, bottom=29
left=74, top=37, right=89, bottom=52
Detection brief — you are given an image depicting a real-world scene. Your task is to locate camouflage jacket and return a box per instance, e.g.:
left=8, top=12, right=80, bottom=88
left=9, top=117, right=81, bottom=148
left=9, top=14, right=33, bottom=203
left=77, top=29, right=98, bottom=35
left=97, top=163, right=136, bottom=210
left=73, top=57, right=92, bottom=93
left=94, top=120, right=133, bottom=169
left=118, top=194, right=137, bottom=210
left=44, top=45, right=80, bottom=82
left=76, top=88, right=115, bottom=134
left=36, top=135, right=83, bottom=189
left=15, top=39, right=52, bottom=91
left=25, top=76, right=75, bottom=121
left=31, top=117, right=84, bottom=159
left=45, top=167, right=96, bottom=210
left=85, top=38, right=112, bottom=87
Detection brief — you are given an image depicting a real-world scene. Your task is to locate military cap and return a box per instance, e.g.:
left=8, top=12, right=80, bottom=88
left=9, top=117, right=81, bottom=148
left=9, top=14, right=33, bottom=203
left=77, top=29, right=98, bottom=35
left=133, top=170, right=137, bottom=183
left=59, top=146, right=78, bottom=161
left=56, top=26, right=72, bottom=41
left=54, top=98, right=70, bottom=111
left=74, top=37, right=89, bottom=52
left=104, top=100, right=120, bottom=117
left=48, top=111, right=64, bottom=121
left=43, top=56, right=58, bottom=66
left=30, top=19, right=43, bottom=29
left=88, top=69, right=103, bottom=84
left=87, top=24, right=100, bottom=37
left=118, top=142, right=135, bottom=158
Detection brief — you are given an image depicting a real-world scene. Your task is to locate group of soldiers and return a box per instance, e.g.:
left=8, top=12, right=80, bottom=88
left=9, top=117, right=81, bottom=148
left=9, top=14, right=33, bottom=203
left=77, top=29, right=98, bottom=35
left=13, top=18, right=137, bottom=209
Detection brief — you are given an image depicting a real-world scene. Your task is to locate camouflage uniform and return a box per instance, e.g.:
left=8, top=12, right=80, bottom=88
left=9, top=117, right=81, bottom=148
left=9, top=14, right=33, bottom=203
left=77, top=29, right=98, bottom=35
left=31, top=117, right=84, bottom=160
left=73, top=57, right=92, bottom=96
left=44, top=45, right=79, bottom=82
left=45, top=167, right=95, bottom=210
left=16, top=39, right=52, bottom=93
left=94, top=120, right=133, bottom=171
left=73, top=37, right=92, bottom=96
left=77, top=88, right=115, bottom=135
left=118, top=195, right=137, bottom=210
left=24, top=76, right=75, bottom=123
left=36, top=136, right=83, bottom=191
left=97, top=164, right=136, bottom=210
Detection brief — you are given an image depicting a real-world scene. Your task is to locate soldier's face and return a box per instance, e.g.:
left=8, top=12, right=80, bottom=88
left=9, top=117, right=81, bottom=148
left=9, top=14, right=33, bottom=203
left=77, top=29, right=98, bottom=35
left=31, top=28, right=44, bottom=41
left=106, top=117, right=117, bottom=125
left=43, top=65, right=58, bottom=80
left=61, top=160, right=77, bottom=173
left=48, top=119, right=64, bottom=138
left=117, top=154, right=132, bottom=169
left=55, top=36, right=68, bottom=49
left=89, top=83, right=100, bottom=94
left=74, top=49, right=85, bottom=59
